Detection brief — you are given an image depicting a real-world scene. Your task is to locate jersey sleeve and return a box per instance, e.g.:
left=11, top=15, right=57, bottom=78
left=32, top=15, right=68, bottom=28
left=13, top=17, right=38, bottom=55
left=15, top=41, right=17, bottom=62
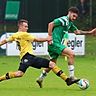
left=69, top=22, right=78, bottom=32
left=25, top=33, right=36, bottom=41
left=54, top=16, right=69, bottom=27
left=53, top=18, right=63, bottom=26
left=6, top=34, right=17, bottom=42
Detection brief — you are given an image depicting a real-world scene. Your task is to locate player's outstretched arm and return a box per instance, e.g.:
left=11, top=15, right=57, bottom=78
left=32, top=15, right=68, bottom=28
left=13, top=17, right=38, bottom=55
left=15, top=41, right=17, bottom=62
left=0, top=39, right=7, bottom=46
left=34, top=36, right=52, bottom=42
left=74, top=28, right=96, bottom=35
left=89, top=28, right=96, bottom=35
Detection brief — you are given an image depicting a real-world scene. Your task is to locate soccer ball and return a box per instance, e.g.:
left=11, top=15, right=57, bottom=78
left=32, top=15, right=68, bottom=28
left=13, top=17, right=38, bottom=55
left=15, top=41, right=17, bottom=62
left=78, top=79, right=89, bottom=90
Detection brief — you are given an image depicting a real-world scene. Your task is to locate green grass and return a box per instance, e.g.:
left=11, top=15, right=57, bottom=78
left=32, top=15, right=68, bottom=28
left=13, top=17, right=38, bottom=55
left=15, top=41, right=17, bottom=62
left=0, top=35, right=96, bottom=96
left=0, top=55, right=96, bottom=96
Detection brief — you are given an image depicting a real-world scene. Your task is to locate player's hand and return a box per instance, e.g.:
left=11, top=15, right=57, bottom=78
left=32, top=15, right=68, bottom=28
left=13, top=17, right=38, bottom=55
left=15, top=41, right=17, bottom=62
left=48, top=40, right=53, bottom=45
left=89, top=28, right=96, bottom=35
left=46, top=35, right=52, bottom=42
left=47, top=35, right=53, bottom=45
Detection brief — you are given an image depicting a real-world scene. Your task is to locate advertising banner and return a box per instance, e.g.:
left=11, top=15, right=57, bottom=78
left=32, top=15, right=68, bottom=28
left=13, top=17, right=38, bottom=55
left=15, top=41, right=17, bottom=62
left=0, top=33, right=85, bottom=56
left=6, top=33, right=48, bottom=56
left=0, top=33, right=7, bottom=55
left=67, top=33, right=85, bottom=55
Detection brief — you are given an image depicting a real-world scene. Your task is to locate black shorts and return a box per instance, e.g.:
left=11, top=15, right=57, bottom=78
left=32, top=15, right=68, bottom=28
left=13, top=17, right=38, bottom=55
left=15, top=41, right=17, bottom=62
left=18, top=53, right=50, bottom=73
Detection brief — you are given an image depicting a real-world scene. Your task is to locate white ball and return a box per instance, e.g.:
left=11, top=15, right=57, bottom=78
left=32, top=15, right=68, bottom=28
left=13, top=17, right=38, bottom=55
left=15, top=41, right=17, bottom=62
left=78, top=79, right=89, bottom=90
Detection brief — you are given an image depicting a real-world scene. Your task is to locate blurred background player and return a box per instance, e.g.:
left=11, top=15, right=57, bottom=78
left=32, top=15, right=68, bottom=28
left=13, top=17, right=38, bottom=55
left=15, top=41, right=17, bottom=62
left=0, top=19, right=80, bottom=86
left=36, top=7, right=96, bottom=88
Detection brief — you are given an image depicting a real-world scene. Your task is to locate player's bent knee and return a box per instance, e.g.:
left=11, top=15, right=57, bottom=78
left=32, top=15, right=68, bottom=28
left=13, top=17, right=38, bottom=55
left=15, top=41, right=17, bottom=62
left=69, top=52, right=75, bottom=58
left=49, top=61, right=56, bottom=68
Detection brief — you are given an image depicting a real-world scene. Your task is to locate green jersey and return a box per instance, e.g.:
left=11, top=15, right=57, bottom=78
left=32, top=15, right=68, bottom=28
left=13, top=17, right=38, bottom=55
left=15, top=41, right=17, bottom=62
left=48, top=16, right=78, bottom=59
left=64, top=32, right=69, bottom=40
left=52, top=16, right=78, bottom=44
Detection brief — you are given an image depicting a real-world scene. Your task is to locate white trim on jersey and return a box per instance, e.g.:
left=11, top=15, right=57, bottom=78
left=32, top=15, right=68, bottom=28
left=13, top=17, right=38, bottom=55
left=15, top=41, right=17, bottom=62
left=61, top=17, right=68, bottom=26
left=58, top=18, right=64, bottom=26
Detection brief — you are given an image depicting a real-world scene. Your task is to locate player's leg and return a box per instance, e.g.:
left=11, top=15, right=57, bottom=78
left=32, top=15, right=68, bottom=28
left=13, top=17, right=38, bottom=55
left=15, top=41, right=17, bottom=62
left=36, top=59, right=56, bottom=80
left=35, top=56, right=80, bottom=87
left=50, top=44, right=76, bottom=79
left=36, top=60, right=57, bottom=88
left=0, top=53, right=30, bottom=82
left=49, top=61, right=80, bottom=86
left=34, top=55, right=70, bottom=88
left=36, top=68, right=50, bottom=84
left=38, top=58, right=55, bottom=77
left=0, top=71, right=24, bottom=82
left=36, top=68, right=51, bottom=88
left=62, top=47, right=75, bottom=78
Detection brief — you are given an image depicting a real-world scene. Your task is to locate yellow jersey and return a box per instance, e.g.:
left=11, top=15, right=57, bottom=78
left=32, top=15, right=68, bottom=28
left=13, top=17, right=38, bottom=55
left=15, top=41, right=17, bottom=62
left=7, top=32, right=36, bottom=59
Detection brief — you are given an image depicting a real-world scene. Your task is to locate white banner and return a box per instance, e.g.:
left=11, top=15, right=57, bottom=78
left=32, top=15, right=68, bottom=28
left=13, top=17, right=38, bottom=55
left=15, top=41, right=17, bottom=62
left=5, top=33, right=85, bottom=56
left=6, top=33, right=48, bottom=56
left=67, top=33, right=85, bottom=55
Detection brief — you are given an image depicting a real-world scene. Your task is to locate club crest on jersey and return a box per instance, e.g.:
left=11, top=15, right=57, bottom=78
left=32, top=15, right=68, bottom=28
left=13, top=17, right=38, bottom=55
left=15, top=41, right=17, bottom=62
left=24, top=59, right=28, bottom=63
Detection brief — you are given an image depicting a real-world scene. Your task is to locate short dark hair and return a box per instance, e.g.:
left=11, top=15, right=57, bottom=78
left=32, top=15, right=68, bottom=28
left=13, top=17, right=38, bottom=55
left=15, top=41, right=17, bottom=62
left=18, top=19, right=28, bottom=26
left=68, top=7, right=79, bottom=14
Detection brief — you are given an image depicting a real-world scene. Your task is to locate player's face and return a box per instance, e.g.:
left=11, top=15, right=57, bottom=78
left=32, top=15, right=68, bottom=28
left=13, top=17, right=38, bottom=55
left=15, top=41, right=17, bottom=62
left=20, top=22, right=28, bottom=32
left=69, top=12, right=78, bottom=21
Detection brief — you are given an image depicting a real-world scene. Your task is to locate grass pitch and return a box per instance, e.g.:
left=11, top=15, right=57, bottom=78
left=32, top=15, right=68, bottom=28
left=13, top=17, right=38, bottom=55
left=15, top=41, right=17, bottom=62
left=0, top=55, right=96, bottom=96
left=0, top=36, right=96, bottom=96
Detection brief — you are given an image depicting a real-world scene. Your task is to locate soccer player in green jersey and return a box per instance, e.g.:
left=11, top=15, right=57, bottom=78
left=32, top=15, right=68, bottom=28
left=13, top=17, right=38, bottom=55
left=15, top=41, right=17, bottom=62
left=0, top=19, right=80, bottom=86
left=36, top=7, right=96, bottom=88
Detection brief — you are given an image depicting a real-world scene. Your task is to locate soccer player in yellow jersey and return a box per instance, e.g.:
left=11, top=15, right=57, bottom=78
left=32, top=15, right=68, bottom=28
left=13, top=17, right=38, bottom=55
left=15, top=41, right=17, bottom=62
left=0, top=19, right=80, bottom=87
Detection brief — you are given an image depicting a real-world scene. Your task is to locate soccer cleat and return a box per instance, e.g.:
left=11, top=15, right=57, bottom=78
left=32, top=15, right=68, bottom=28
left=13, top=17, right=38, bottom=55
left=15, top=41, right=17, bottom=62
left=36, top=78, right=43, bottom=88
left=65, top=77, right=80, bottom=86
left=70, top=76, right=80, bottom=84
